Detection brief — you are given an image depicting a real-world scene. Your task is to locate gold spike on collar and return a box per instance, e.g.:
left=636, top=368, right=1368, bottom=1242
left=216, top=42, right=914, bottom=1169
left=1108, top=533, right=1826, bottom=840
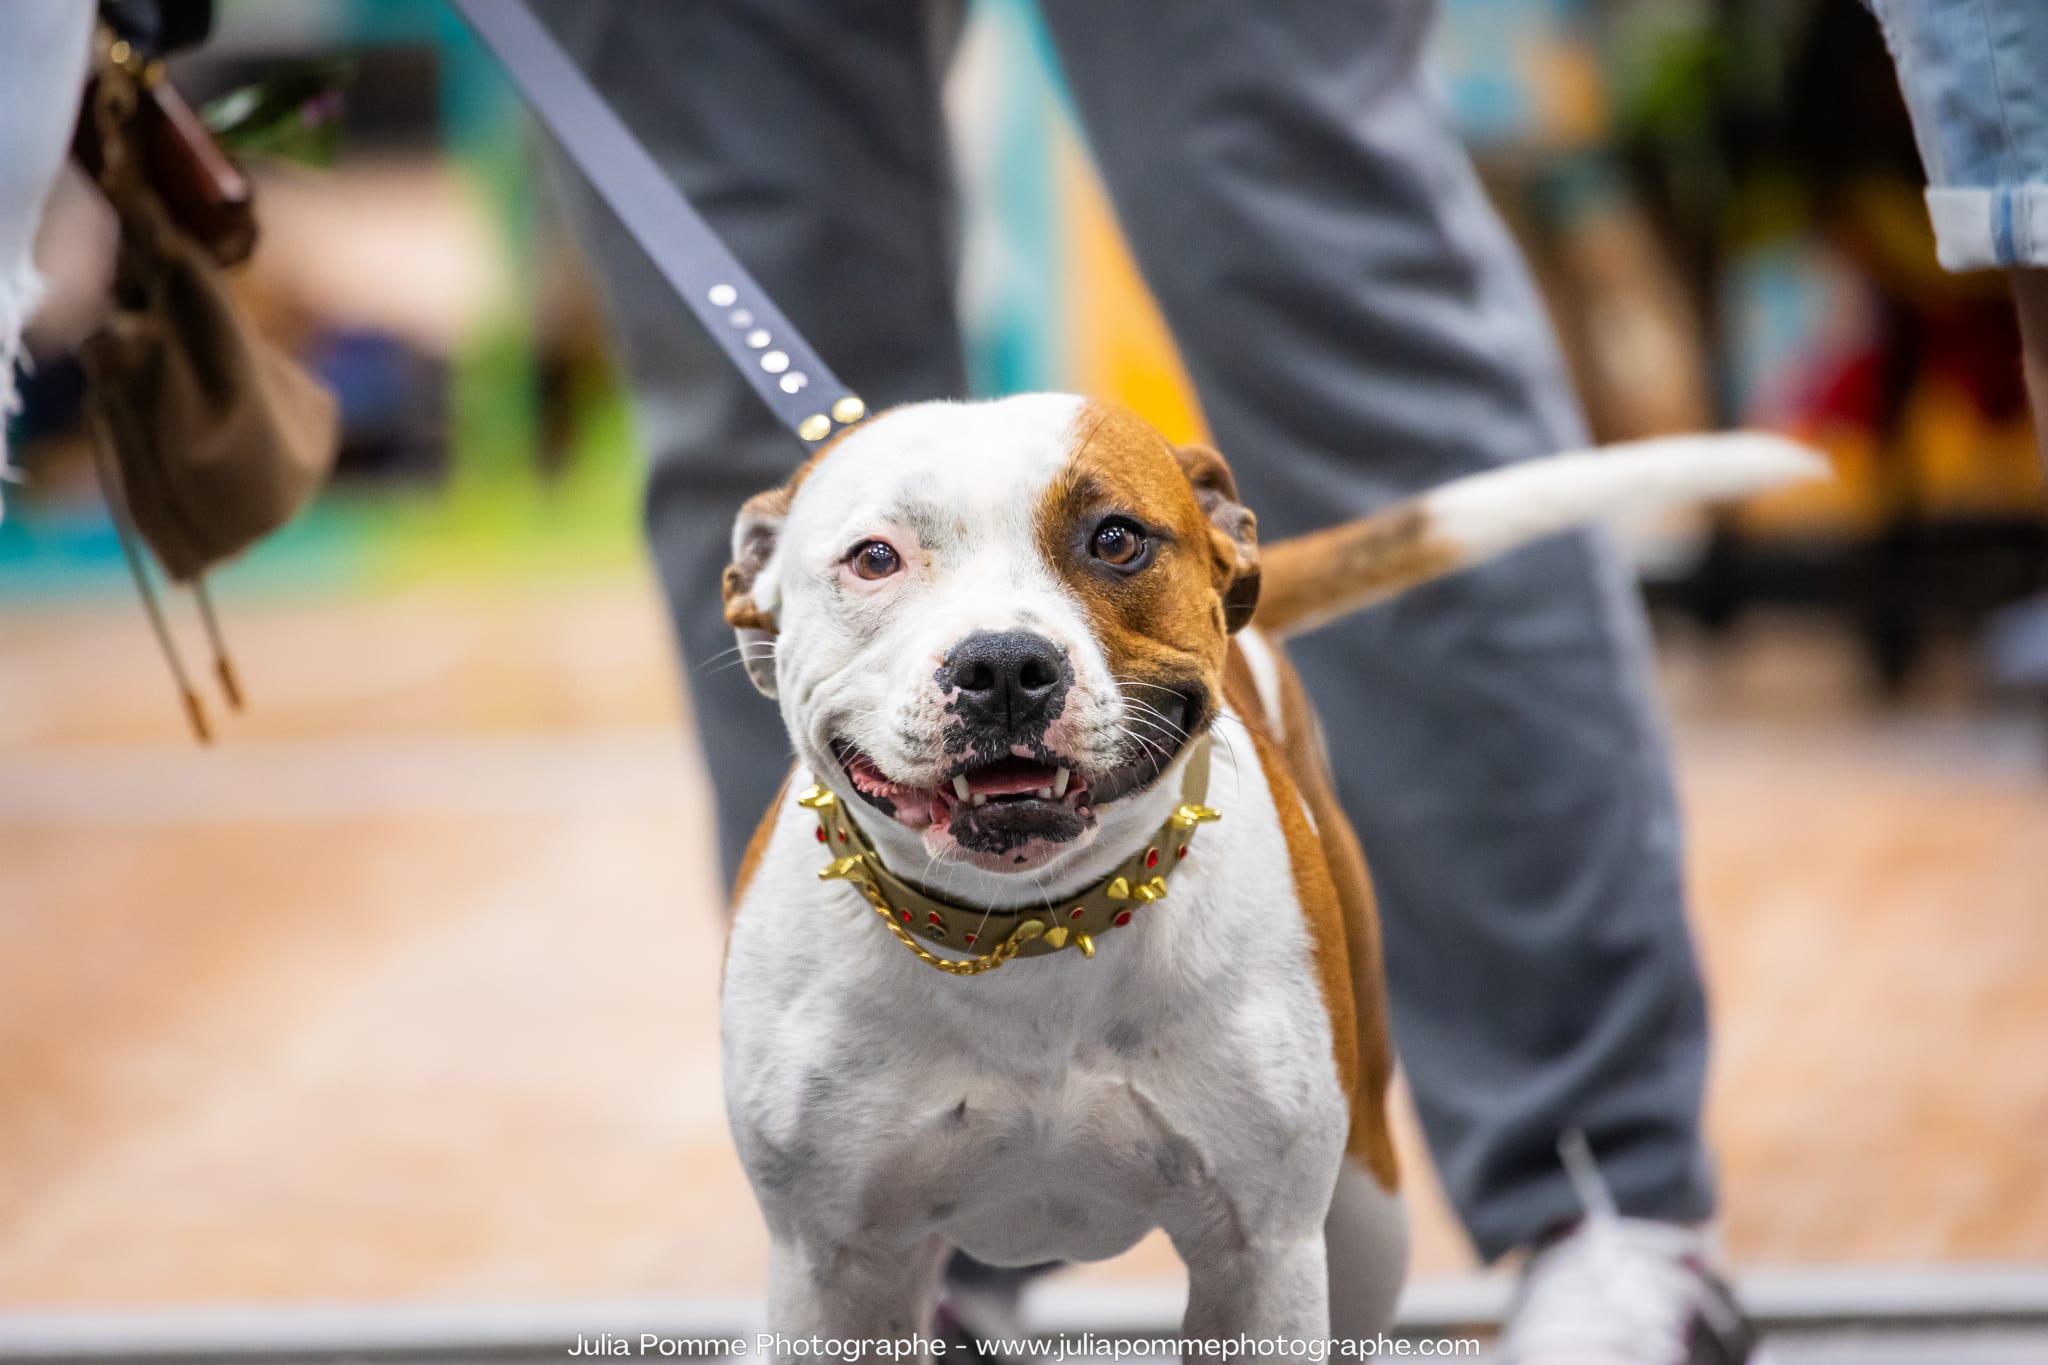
left=799, top=737, right=1219, bottom=976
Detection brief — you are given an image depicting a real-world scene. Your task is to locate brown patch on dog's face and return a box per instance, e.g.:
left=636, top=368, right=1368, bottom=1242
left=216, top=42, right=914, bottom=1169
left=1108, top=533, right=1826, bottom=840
left=1032, top=402, right=1257, bottom=748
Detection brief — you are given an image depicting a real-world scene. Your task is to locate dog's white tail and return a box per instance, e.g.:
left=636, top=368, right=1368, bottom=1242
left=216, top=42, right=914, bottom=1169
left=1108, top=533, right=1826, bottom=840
left=1251, top=432, right=1827, bottom=639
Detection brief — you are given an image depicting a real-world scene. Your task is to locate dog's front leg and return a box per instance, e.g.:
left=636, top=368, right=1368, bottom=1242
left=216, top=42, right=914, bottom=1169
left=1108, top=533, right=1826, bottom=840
left=764, top=1231, right=949, bottom=1364
left=1179, top=1232, right=1330, bottom=1354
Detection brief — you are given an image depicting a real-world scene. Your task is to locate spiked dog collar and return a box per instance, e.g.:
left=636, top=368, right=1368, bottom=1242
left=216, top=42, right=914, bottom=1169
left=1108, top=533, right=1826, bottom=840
left=800, top=738, right=1220, bottom=976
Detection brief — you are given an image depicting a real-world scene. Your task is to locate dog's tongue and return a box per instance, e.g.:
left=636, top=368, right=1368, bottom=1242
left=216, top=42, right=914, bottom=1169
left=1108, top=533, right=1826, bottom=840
left=964, top=755, right=1057, bottom=797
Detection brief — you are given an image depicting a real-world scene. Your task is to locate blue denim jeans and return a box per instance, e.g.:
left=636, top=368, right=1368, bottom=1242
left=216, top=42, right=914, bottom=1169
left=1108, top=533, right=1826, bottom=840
left=1868, top=0, right=2048, bottom=271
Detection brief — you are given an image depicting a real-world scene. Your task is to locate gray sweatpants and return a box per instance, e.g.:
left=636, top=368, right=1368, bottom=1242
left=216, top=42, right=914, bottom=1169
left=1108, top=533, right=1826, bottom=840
left=537, top=0, right=1715, bottom=1261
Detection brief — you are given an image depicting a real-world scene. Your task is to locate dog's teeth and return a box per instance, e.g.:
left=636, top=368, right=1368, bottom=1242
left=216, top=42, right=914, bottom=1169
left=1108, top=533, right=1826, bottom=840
left=972, top=793, right=988, bottom=808
left=1036, top=787, right=1053, bottom=800
left=1053, top=767, right=1071, bottom=797
left=952, top=776, right=972, bottom=801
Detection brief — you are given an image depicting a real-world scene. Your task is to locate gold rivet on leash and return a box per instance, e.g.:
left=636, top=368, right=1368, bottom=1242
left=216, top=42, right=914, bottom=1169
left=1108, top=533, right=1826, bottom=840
left=798, top=413, right=831, bottom=441
left=1130, top=876, right=1168, bottom=903
left=796, top=784, right=837, bottom=810
left=1043, top=926, right=1069, bottom=949
left=1169, top=803, right=1222, bottom=831
left=1104, top=876, right=1131, bottom=902
left=832, top=395, right=866, bottom=425
left=1073, top=933, right=1096, bottom=959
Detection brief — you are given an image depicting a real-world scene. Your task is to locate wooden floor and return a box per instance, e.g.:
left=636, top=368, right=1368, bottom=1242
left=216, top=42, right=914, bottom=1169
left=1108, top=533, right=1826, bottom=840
left=1, top=575, right=2044, bottom=1307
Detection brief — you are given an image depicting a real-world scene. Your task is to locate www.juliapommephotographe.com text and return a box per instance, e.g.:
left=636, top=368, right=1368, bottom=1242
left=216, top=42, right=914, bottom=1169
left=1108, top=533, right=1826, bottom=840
left=567, top=1332, right=1483, bottom=1359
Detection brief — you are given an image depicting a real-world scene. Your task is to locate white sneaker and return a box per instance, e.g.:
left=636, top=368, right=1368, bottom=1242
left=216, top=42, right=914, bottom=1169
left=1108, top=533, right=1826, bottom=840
left=1498, top=1134, right=1766, bottom=1365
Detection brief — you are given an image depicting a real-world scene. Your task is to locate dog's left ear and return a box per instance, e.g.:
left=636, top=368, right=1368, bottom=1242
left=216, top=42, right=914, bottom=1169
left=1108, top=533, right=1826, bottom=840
left=1175, top=443, right=1260, bottom=632
left=722, top=483, right=792, bottom=697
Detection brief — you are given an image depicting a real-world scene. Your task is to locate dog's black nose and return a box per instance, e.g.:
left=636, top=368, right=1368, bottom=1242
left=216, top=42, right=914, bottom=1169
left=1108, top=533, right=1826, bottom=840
left=940, top=630, right=1068, bottom=733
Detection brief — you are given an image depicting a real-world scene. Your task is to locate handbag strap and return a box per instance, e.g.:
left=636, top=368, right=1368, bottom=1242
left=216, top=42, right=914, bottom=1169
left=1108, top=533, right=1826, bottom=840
left=450, top=0, right=872, bottom=447
left=87, top=406, right=212, bottom=743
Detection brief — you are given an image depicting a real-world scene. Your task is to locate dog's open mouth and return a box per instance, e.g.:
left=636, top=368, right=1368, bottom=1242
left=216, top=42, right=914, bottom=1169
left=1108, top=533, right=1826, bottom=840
left=828, top=692, right=1200, bottom=849
left=833, top=745, right=1091, bottom=835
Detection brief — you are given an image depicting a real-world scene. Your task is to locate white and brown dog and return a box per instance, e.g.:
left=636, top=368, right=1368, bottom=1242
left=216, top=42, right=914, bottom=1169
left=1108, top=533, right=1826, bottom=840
left=717, top=395, right=1817, bottom=1349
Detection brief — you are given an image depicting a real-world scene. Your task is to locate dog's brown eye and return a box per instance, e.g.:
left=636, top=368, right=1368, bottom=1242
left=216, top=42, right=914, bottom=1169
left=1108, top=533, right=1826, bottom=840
left=850, top=540, right=901, bottom=580
left=1091, top=519, right=1146, bottom=567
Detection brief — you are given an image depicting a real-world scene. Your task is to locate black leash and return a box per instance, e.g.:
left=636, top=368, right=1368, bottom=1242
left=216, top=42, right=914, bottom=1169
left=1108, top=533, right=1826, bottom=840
left=449, top=0, right=869, bottom=446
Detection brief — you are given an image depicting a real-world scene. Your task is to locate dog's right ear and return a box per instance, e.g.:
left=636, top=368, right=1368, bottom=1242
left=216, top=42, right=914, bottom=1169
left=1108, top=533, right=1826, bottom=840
left=1174, top=443, right=1261, bottom=632
left=722, top=484, right=792, bottom=697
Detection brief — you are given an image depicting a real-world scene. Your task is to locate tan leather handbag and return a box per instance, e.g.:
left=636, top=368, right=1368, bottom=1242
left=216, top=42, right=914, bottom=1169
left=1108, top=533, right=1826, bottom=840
left=82, top=198, right=336, bottom=584
left=77, top=28, right=338, bottom=740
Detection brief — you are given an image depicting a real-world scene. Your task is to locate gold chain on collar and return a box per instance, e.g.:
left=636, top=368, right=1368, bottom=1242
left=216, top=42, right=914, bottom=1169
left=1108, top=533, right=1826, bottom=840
left=799, top=740, right=1220, bottom=976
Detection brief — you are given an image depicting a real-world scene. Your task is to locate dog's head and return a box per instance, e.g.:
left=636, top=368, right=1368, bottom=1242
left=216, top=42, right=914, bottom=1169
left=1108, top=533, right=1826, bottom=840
left=724, top=395, right=1258, bottom=876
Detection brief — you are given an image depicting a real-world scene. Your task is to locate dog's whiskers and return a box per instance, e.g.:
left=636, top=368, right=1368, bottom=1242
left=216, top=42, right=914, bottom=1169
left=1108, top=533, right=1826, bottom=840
left=1116, top=723, right=1175, bottom=769
left=1122, top=715, right=1185, bottom=754
left=698, top=639, right=779, bottom=675
left=1110, top=680, right=1193, bottom=740
left=1113, top=675, right=1242, bottom=805
left=1110, top=675, right=1186, bottom=699
left=1122, top=700, right=1190, bottom=741
left=1120, top=701, right=1190, bottom=745
left=1205, top=711, right=1248, bottom=804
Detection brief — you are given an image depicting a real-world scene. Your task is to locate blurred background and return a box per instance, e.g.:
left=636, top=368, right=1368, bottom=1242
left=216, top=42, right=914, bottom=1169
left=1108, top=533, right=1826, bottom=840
left=2, top=0, right=2045, bottom=1338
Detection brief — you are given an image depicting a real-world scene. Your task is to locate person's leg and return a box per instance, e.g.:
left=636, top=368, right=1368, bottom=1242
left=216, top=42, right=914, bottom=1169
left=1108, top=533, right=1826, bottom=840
left=1037, top=0, right=1713, bottom=1260
left=531, top=0, right=968, bottom=886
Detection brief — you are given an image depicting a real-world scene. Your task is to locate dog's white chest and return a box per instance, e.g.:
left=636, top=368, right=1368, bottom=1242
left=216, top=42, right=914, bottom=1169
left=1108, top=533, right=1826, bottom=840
left=728, top=979, right=1313, bottom=1269
left=722, top=732, right=1350, bottom=1272
left=878, top=1050, right=1213, bottom=1266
